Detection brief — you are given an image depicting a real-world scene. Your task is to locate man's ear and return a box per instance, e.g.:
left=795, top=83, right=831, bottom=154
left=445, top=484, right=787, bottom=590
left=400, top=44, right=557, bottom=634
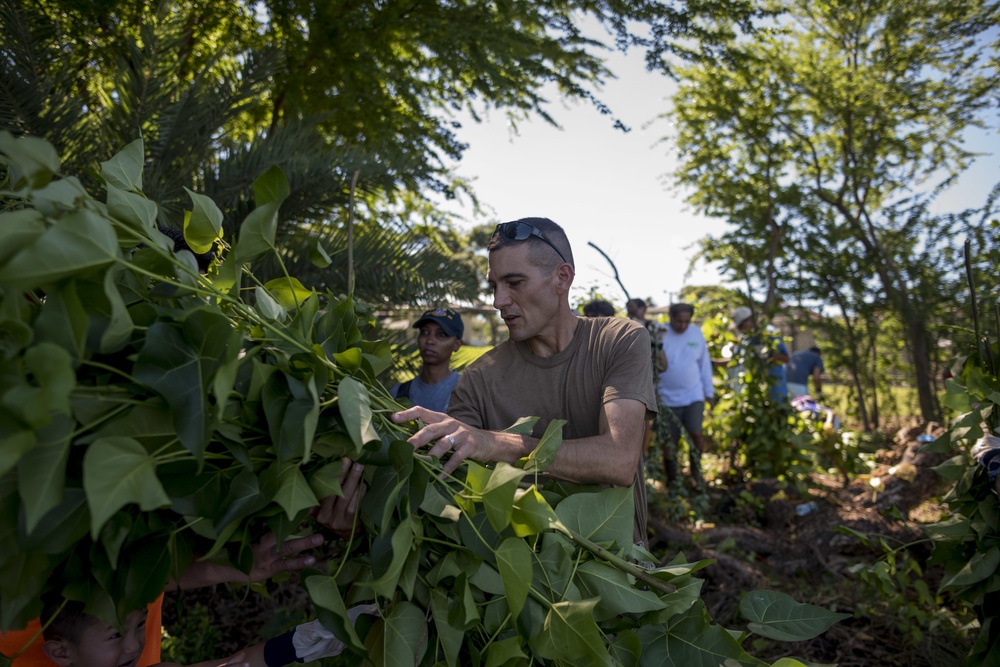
left=554, top=263, right=575, bottom=293
left=42, top=638, right=74, bottom=667
left=453, top=339, right=463, bottom=352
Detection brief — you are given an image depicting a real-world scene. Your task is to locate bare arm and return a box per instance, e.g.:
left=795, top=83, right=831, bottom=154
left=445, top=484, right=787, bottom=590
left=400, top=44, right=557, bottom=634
left=392, top=398, right=645, bottom=487
left=164, top=532, right=323, bottom=591
left=812, top=366, right=823, bottom=395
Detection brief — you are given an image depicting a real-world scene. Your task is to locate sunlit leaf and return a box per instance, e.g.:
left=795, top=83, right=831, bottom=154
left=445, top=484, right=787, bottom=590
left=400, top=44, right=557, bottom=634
left=182, top=188, right=224, bottom=254
left=511, top=486, right=562, bottom=537
left=264, top=277, right=313, bottom=310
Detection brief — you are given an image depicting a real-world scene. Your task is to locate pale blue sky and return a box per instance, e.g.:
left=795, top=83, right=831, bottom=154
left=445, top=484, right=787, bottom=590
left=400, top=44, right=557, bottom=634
left=441, top=46, right=999, bottom=311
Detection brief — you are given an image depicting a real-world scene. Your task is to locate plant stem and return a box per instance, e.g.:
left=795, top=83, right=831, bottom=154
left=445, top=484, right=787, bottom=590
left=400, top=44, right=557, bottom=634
left=557, top=527, right=677, bottom=596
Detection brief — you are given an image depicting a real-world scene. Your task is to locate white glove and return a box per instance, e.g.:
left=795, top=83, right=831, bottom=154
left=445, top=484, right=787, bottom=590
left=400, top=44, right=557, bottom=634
left=291, top=604, right=379, bottom=662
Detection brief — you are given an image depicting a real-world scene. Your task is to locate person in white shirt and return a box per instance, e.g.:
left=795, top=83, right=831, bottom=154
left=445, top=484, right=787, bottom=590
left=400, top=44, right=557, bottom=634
left=656, top=303, right=715, bottom=486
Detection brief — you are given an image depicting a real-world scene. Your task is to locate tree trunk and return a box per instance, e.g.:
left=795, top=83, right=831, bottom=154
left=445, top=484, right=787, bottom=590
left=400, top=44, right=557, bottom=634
left=823, top=275, right=871, bottom=430
left=828, top=198, right=940, bottom=422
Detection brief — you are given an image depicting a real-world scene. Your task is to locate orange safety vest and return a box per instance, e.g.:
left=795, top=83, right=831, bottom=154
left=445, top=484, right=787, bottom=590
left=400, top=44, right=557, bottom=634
left=0, top=595, right=162, bottom=666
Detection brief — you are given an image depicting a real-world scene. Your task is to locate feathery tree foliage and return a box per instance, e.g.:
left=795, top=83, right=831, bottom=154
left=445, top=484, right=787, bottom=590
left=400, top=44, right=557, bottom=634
left=1, top=0, right=762, bottom=307
left=668, top=0, right=1000, bottom=423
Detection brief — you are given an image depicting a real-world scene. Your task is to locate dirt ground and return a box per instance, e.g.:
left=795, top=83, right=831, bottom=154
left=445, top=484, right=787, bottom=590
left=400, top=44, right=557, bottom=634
left=643, top=420, right=972, bottom=667
left=164, top=421, right=972, bottom=666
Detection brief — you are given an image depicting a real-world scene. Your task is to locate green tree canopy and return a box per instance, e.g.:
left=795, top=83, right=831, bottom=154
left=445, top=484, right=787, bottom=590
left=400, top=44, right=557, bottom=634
left=668, top=0, right=1000, bottom=422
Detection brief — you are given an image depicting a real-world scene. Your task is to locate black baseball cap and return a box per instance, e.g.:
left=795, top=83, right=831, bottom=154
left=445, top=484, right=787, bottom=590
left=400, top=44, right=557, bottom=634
left=413, top=307, right=464, bottom=340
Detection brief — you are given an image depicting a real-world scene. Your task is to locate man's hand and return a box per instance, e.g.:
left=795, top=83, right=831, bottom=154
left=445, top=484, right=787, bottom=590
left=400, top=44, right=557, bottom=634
left=247, top=532, right=325, bottom=582
left=313, top=457, right=366, bottom=540
left=391, top=406, right=519, bottom=476
left=166, top=531, right=324, bottom=591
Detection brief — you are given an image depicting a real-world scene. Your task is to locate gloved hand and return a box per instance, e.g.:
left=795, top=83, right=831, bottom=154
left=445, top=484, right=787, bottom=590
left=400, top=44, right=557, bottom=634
left=292, top=604, right=379, bottom=661
left=264, top=603, right=379, bottom=665
left=971, top=435, right=1000, bottom=482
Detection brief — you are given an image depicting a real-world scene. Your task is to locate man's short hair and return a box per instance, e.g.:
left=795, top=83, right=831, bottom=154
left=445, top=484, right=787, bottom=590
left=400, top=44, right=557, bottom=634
left=487, top=217, right=574, bottom=270
left=625, top=298, right=646, bottom=318
left=668, top=303, right=695, bottom=318
left=582, top=300, right=615, bottom=317
left=40, top=597, right=93, bottom=643
left=809, top=345, right=821, bottom=354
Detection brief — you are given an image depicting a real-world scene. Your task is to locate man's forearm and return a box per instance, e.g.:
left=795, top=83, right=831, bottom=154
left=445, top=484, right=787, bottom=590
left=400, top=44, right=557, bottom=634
left=543, top=433, right=639, bottom=487
left=165, top=560, right=244, bottom=591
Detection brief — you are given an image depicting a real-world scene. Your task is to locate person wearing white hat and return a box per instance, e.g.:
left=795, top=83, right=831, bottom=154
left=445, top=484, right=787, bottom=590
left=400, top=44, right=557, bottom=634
left=729, top=306, right=789, bottom=400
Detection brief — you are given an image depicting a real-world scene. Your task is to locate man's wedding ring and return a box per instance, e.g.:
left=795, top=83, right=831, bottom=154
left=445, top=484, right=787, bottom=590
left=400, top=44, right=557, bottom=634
left=445, top=435, right=456, bottom=446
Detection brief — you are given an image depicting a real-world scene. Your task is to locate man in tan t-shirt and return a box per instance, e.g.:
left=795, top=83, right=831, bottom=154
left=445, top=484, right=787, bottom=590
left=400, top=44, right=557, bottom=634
left=390, top=217, right=658, bottom=545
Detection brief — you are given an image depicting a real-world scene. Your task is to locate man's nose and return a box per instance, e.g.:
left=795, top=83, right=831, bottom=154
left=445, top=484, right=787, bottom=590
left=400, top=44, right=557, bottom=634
left=492, top=287, right=510, bottom=309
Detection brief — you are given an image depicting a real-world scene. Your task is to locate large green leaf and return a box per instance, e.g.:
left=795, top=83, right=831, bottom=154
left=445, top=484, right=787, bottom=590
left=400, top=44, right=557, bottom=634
left=533, top=598, right=612, bottom=666
left=33, top=281, right=90, bottom=359
left=0, top=432, right=34, bottom=479
left=522, top=419, right=566, bottom=474
left=0, top=131, right=60, bottom=188
left=234, top=201, right=279, bottom=263
left=24, top=343, right=75, bottom=417
left=484, top=636, right=528, bottom=667
left=740, top=590, right=850, bottom=642
left=0, top=209, right=47, bottom=266
left=17, top=417, right=72, bottom=533
left=213, top=470, right=270, bottom=534
left=82, top=437, right=170, bottom=538
left=107, top=185, right=158, bottom=237
left=99, top=138, right=144, bottom=192
left=305, top=574, right=367, bottom=653
left=264, top=277, right=313, bottom=310
left=18, top=488, right=89, bottom=554
left=252, top=165, right=291, bottom=205
left=266, top=462, right=319, bottom=520
left=941, top=546, right=1000, bottom=591
left=429, top=589, right=464, bottom=667
left=339, top=377, right=380, bottom=451
left=576, top=560, right=669, bottom=621
left=495, top=537, right=533, bottom=621
left=610, top=629, right=642, bottom=667
left=383, top=601, right=427, bottom=667
left=636, top=607, right=766, bottom=667
left=133, top=309, right=236, bottom=457
left=0, top=549, right=51, bottom=631
left=183, top=188, right=224, bottom=254
left=0, top=210, right=118, bottom=290
left=117, top=531, right=172, bottom=620
left=482, top=462, right=527, bottom=532
left=511, top=486, right=562, bottom=538
left=307, top=460, right=344, bottom=499
left=254, top=286, right=285, bottom=321
left=557, top=486, right=634, bottom=550
left=363, top=514, right=417, bottom=599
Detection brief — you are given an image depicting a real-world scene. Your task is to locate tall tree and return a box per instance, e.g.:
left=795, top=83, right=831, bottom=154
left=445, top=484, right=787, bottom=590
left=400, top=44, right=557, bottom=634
left=2, top=0, right=760, bottom=305
left=669, top=0, right=1000, bottom=421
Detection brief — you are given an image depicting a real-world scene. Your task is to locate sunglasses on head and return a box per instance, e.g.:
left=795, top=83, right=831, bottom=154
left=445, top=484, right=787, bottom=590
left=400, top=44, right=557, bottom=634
left=492, top=221, right=569, bottom=265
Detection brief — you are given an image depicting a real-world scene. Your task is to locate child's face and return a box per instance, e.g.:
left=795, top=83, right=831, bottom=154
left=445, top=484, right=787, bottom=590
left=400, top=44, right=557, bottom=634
left=59, top=608, right=148, bottom=667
